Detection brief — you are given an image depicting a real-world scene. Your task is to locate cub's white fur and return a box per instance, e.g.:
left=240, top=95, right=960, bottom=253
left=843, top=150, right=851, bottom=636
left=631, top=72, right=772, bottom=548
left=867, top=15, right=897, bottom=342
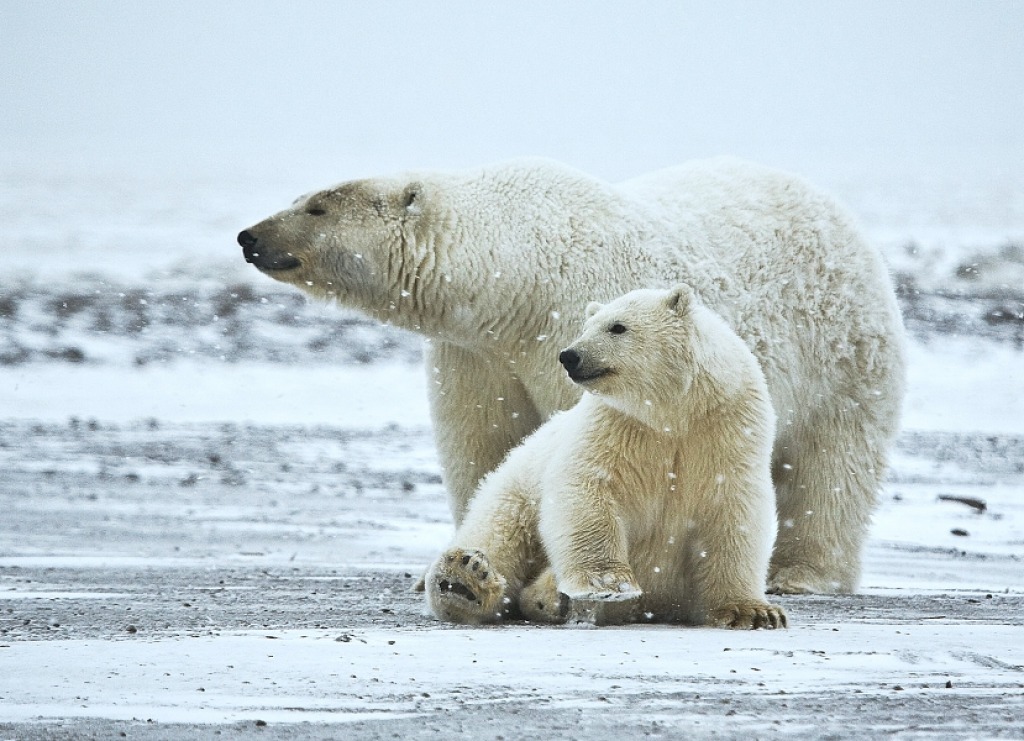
left=425, top=286, right=785, bottom=628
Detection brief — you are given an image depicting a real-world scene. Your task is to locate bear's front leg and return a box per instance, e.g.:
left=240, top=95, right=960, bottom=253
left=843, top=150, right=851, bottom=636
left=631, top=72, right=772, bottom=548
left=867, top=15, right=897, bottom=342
left=425, top=342, right=542, bottom=524
left=426, top=548, right=510, bottom=624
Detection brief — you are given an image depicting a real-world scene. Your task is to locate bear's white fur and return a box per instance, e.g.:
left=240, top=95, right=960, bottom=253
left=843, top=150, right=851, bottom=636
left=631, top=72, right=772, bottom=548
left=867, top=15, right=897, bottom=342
left=425, top=285, right=785, bottom=628
left=239, top=157, right=905, bottom=594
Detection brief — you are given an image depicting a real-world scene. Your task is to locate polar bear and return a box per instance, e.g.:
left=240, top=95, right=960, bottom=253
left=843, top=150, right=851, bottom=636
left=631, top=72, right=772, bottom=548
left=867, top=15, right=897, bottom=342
left=425, top=285, right=785, bottom=627
left=238, top=157, right=905, bottom=594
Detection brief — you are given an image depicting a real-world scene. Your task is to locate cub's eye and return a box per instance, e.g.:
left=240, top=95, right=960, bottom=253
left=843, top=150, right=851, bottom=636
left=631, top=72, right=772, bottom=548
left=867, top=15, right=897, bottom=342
left=306, top=207, right=326, bottom=216
left=609, top=323, right=627, bottom=335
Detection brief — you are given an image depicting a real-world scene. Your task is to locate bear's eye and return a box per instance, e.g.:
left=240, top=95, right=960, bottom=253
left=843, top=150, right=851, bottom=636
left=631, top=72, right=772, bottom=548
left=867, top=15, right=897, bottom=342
left=609, top=323, right=628, bottom=335
left=306, top=207, right=327, bottom=216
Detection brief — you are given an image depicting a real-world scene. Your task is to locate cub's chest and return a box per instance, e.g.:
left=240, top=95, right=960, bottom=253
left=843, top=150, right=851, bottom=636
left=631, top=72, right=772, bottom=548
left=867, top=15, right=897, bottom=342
left=567, top=428, right=696, bottom=498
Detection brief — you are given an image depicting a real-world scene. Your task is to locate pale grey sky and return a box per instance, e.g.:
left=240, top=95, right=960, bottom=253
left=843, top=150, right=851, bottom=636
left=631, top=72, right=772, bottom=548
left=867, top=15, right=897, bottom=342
left=1, top=1, right=1021, bottom=181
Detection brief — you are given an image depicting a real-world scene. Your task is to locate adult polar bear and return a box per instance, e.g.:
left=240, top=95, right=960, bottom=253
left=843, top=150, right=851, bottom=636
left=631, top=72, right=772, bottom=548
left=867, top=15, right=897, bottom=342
left=238, top=157, right=906, bottom=594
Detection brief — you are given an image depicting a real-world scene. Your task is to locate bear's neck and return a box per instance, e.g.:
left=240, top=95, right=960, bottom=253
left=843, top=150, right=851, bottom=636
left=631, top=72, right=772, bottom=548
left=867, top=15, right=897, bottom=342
left=380, top=167, right=659, bottom=347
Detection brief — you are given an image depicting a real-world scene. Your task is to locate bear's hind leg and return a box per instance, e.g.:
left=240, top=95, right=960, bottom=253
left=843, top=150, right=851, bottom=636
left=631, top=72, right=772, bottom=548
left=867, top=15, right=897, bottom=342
left=769, top=413, right=892, bottom=594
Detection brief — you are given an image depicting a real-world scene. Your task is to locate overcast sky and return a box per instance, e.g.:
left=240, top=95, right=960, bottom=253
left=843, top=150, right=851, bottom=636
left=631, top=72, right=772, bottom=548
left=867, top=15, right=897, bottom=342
left=1, top=1, right=1021, bottom=182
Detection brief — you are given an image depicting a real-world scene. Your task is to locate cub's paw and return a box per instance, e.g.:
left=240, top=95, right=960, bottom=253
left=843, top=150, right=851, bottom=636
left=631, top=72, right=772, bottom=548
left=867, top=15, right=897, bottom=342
left=710, top=600, right=788, bottom=630
left=560, top=566, right=642, bottom=626
left=559, top=565, right=641, bottom=602
left=426, top=548, right=508, bottom=624
left=519, top=568, right=569, bottom=623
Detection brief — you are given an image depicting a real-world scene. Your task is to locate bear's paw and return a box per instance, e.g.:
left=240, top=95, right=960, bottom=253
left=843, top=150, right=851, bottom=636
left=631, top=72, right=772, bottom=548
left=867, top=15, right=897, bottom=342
left=767, top=564, right=847, bottom=595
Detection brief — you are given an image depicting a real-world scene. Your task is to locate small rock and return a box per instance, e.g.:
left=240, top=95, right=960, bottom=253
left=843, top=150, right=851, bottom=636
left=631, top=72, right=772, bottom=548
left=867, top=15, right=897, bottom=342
left=938, top=494, right=987, bottom=513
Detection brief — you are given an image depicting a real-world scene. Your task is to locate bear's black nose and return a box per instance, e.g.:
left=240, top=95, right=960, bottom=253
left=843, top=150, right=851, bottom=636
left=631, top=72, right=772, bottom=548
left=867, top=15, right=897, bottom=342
left=237, top=230, right=257, bottom=249
left=238, top=230, right=302, bottom=271
left=559, top=348, right=581, bottom=373
left=238, top=230, right=259, bottom=263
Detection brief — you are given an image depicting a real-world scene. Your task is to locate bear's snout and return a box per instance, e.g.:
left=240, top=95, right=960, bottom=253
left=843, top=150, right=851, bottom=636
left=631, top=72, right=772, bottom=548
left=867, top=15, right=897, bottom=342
left=238, top=229, right=302, bottom=272
left=237, top=229, right=257, bottom=249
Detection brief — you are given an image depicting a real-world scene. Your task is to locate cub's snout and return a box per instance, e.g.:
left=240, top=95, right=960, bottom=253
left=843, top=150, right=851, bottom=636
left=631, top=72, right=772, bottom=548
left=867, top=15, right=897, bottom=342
left=559, top=348, right=582, bottom=374
left=559, top=346, right=610, bottom=384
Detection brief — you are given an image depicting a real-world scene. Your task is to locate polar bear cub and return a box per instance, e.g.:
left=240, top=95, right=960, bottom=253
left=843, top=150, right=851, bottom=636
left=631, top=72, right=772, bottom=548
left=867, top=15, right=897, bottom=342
left=425, top=285, right=786, bottom=628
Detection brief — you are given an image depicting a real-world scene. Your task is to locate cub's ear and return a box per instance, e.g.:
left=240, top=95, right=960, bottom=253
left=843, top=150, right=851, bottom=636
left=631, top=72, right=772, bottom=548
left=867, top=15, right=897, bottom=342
left=402, top=182, right=422, bottom=212
left=666, top=283, right=695, bottom=316
left=585, top=301, right=603, bottom=319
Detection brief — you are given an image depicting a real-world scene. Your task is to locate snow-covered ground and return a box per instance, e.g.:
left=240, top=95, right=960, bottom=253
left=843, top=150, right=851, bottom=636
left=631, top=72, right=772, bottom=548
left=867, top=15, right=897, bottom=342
left=1, top=161, right=1023, bottom=739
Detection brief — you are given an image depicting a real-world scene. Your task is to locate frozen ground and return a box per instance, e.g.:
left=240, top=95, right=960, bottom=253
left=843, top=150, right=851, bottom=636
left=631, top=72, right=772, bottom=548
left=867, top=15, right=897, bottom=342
left=1, top=165, right=1023, bottom=739
left=0, top=417, right=1022, bottom=740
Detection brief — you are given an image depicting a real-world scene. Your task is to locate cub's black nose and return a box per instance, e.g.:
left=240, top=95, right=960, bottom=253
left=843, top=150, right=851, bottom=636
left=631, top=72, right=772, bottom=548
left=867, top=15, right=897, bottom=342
left=559, top=348, right=581, bottom=373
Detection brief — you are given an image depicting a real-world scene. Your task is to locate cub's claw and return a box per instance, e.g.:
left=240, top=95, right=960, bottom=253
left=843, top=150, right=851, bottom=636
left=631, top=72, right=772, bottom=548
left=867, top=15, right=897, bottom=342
left=710, top=601, right=788, bottom=629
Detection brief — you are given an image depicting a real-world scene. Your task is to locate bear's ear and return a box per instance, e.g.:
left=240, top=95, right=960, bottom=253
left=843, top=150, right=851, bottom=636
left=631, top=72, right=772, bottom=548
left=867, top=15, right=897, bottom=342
left=585, top=301, right=603, bottom=319
left=402, top=182, right=422, bottom=213
left=666, top=283, right=695, bottom=316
